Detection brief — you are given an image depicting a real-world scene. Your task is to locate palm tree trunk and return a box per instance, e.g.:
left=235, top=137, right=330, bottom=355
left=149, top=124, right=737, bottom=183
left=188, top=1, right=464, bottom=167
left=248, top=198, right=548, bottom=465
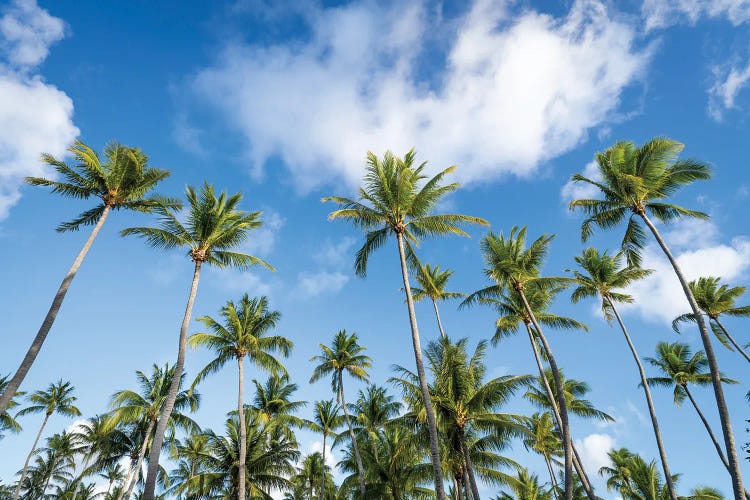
left=238, top=356, right=247, bottom=500
left=517, top=288, right=572, bottom=500
left=116, top=457, right=138, bottom=500
left=0, top=206, right=111, bottom=416
left=320, top=433, right=327, bottom=500
left=545, top=455, right=561, bottom=500
left=458, top=428, right=481, bottom=500
left=433, top=299, right=446, bottom=338
left=463, top=472, right=472, bottom=500
left=339, top=373, right=366, bottom=496
left=453, top=475, right=463, bottom=500
left=142, top=261, right=202, bottom=500
left=121, top=417, right=156, bottom=500
left=14, top=411, right=51, bottom=500
left=396, top=232, right=446, bottom=499
left=525, top=325, right=596, bottom=500
left=607, top=297, right=678, bottom=500
left=640, top=212, right=745, bottom=500
left=714, top=318, right=750, bottom=364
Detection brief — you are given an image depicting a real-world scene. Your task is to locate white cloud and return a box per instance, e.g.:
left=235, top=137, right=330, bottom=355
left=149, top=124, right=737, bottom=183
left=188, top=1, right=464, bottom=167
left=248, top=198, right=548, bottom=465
left=172, top=112, right=206, bottom=156
left=575, top=433, right=616, bottom=475
left=708, top=61, right=750, bottom=121
left=190, top=0, right=650, bottom=190
left=0, top=0, right=78, bottom=220
left=213, top=269, right=273, bottom=297
left=642, top=0, right=750, bottom=30
left=313, top=236, right=356, bottom=267
left=296, top=271, right=349, bottom=298
left=309, top=440, right=337, bottom=468
left=561, top=161, right=601, bottom=205
left=242, top=209, right=284, bottom=256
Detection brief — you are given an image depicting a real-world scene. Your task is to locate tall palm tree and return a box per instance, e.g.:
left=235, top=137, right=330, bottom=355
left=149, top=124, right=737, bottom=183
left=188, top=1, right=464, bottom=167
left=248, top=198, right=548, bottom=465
left=0, top=141, right=174, bottom=415
left=496, top=468, right=552, bottom=500
left=108, top=363, right=200, bottom=500
left=13, top=380, right=81, bottom=500
left=304, top=400, right=343, bottom=500
left=323, top=149, right=489, bottom=498
left=646, top=341, right=744, bottom=497
left=568, top=137, right=744, bottom=499
left=70, top=414, right=127, bottom=496
left=462, top=283, right=596, bottom=499
left=599, top=448, right=681, bottom=500
left=122, top=182, right=273, bottom=500
left=100, top=463, right=127, bottom=496
left=189, top=293, right=291, bottom=500
left=523, top=412, right=563, bottom=496
left=410, top=262, right=465, bottom=338
left=463, top=226, right=575, bottom=499
left=570, top=247, right=677, bottom=499
left=673, top=277, right=750, bottom=364
left=35, top=431, right=81, bottom=495
left=525, top=369, right=614, bottom=425
left=310, top=330, right=372, bottom=495
left=251, top=375, right=307, bottom=434
left=0, top=374, right=23, bottom=439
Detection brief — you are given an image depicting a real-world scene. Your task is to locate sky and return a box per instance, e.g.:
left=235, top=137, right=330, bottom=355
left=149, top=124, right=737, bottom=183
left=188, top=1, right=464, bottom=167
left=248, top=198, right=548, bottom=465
left=1, top=0, right=750, bottom=497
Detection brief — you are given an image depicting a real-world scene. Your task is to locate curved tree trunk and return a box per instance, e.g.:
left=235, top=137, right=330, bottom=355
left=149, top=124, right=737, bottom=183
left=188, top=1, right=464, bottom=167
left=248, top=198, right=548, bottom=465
left=396, top=232, right=446, bottom=499
left=142, top=262, right=202, bottom=500
left=608, top=298, right=677, bottom=500
left=458, top=428, right=481, bottom=500
left=120, top=417, right=156, bottom=500
left=714, top=318, right=750, bottom=364
left=339, top=373, right=366, bottom=496
left=320, top=433, right=327, bottom=500
left=238, top=356, right=247, bottom=500
left=545, top=455, right=561, bottom=500
left=525, top=325, right=596, bottom=500
left=517, top=288, right=572, bottom=500
left=14, top=412, right=51, bottom=500
left=433, top=299, right=446, bottom=339
left=0, top=206, right=111, bottom=416
left=640, top=212, right=745, bottom=500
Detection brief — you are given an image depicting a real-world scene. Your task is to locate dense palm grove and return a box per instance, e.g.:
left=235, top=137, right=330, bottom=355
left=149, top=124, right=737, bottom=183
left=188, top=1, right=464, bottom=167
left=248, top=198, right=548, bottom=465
left=1, top=138, right=749, bottom=499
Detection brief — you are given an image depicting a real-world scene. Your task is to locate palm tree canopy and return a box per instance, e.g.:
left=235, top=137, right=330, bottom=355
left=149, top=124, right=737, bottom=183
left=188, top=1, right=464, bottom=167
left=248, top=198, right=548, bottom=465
left=525, top=369, right=614, bottom=423
left=250, top=375, right=306, bottom=429
left=305, top=399, right=344, bottom=439
left=322, top=149, right=488, bottom=276
left=410, top=263, right=465, bottom=303
left=25, top=140, right=178, bottom=232
left=673, top=276, right=750, bottom=332
left=0, top=375, right=23, bottom=437
left=17, top=380, right=81, bottom=418
left=122, top=181, right=274, bottom=269
left=310, top=330, right=372, bottom=394
left=567, top=137, right=711, bottom=266
left=189, top=294, right=291, bottom=386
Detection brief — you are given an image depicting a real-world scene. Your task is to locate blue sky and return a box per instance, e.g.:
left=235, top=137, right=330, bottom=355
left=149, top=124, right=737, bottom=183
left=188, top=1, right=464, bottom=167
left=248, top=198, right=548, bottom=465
left=2, top=0, right=750, bottom=496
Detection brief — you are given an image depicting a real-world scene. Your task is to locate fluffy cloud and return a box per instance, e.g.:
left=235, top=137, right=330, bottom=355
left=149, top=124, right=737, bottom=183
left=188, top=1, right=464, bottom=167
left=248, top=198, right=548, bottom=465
left=642, top=0, right=750, bottom=30
left=191, top=0, right=650, bottom=190
left=0, top=0, right=78, bottom=220
left=575, top=433, right=617, bottom=475
left=296, top=271, right=349, bottom=298
left=708, top=61, right=750, bottom=121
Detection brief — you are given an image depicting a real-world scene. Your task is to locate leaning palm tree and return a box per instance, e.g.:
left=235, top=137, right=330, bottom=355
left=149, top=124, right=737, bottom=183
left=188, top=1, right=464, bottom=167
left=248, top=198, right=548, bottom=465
left=189, top=294, right=291, bottom=500
left=0, top=141, right=175, bottom=416
left=323, top=149, right=489, bottom=498
left=673, top=277, right=750, bottom=364
left=304, top=400, right=344, bottom=500
left=410, top=262, right=465, bottom=338
left=13, top=380, right=81, bottom=500
left=568, top=137, right=744, bottom=499
left=310, top=330, right=372, bottom=495
left=463, top=226, right=575, bottom=499
left=570, top=247, right=677, bottom=500
left=122, top=182, right=273, bottom=500
left=646, top=341, right=744, bottom=498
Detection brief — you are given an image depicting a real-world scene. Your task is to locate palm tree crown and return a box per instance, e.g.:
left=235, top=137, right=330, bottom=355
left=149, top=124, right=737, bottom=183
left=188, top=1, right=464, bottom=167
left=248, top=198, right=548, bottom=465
left=310, top=330, right=372, bottom=392
left=19, top=380, right=81, bottom=420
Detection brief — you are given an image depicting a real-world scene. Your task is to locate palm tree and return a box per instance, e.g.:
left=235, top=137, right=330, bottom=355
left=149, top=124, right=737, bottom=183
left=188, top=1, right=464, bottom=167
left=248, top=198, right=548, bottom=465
left=100, top=463, right=127, bottom=496
left=523, top=412, right=563, bottom=496
left=0, top=141, right=174, bottom=416
left=646, top=341, right=744, bottom=497
left=70, top=414, right=127, bottom=496
left=496, top=468, right=552, bottom=500
left=463, top=226, right=575, bottom=499
left=34, top=431, right=81, bottom=495
left=251, top=375, right=307, bottom=434
left=310, top=330, right=372, bottom=496
left=0, top=374, right=23, bottom=439
left=410, top=262, right=465, bottom=338
left=286, top=452, right=336, bottom=500
left=122, top=182, right=273, bottom=500
left=570, top=247, right=677, bottom=499
left=568, top=137, right=744, bottom=499
left=108, top=363, right=200, bottom=500
left=304, top=400, right=343, bottom=500
left=323, top=149, right=489, bottom=498
left=189, top=293, right=291, bottom=500
left=599, top=448, right=681, bottom=500
left=13, top=380, right=81, bottom=500
left=525, top=370, right=613, bottom=425
left=673, top=277, right=750, bottom=364
left=345, top=384, right=401, bottom=454
left=461, top=283, right=596, bottom=499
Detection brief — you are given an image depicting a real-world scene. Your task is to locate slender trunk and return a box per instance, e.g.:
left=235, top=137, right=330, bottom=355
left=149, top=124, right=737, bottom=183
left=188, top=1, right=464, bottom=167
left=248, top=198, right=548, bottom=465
left=640, top=212, right=744, bottom=500
left=453, top=475, right=463, bottom=500
left=545, top=455, right=561, bottom=500
left=339, top=373, right=366, bottom=496
left=121, top=417, right=156, bottom=500
left=396, top=232, right=446, bottom=499
left=142, top=262, right=202, bottom=500
left=238, top=356, right=247, bottom=500
left=320, top=433, right=327, bottom=500
left=14, top=412, right=50, bottom=500
left=116, top=457, right=137, bottom=500
left=459, top=428, right=480, bottom=500
left=517, top=288, right=572, bottom=500
left=608, top=297, right=677, bottom=500
left=714, top=318, right=750, bottom=364
left=463, top=472, right=472, bottom=500
left=0, top=206, right=111, bottom=415
left=525, top=325, right=595, bottom=500
left=433, top=299, right=446, bottom=339
left=107, top=479, right=114, bottom=495
left=41, top=449, right=59, bottom=495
